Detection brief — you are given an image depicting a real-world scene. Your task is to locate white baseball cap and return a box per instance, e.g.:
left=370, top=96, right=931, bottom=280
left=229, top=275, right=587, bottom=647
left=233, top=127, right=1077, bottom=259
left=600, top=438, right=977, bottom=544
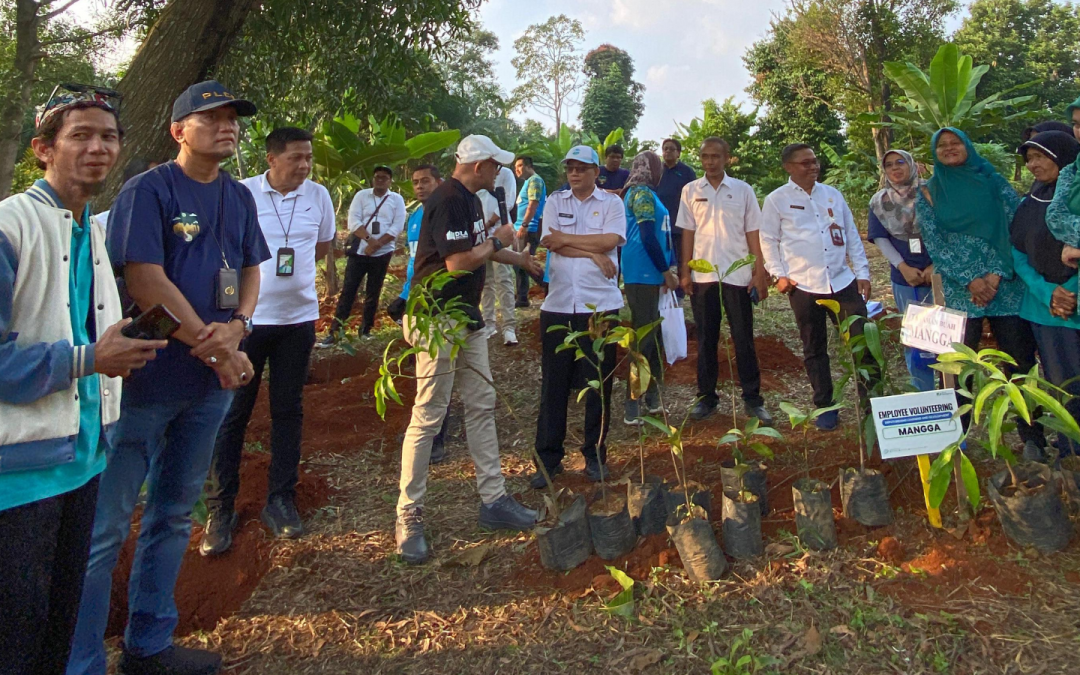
left=562, top=145, right=600, bottom=166
left=455, top=134, right=515, bottom=165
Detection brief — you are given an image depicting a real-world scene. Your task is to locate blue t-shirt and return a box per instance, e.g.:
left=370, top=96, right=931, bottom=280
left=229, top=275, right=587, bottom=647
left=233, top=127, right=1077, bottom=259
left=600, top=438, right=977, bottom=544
left=867, top=209, right=932, bottom=287
left=622, top=186, right=673, bottom=285
left=597, top=167, right=630, bottom=191
left=400, top=205, right=424, bottom=300
left=514, top=174, right=546, bottom=233
left=106, top=162, right=270, bottom=402
left=656, top=162, right=697, bottom=229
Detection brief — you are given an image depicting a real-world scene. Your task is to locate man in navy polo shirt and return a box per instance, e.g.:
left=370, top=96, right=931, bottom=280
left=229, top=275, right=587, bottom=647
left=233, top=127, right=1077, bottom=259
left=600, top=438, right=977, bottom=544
left=597, top=144, right=629, bottom=193
left=68, top=81, right=270, bottom=675
left=656, top=138, right=698, bottom=289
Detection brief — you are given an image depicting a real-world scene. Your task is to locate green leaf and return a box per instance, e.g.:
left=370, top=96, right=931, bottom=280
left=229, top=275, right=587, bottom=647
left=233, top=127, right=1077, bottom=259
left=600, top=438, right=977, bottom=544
left=1004, top=383, right=1030, bottom=425
left=928, top=464, right=953, bottom=509
left=602, top=565, right=635, bottom=617
left=816, top=299, right=841, bottom=316
left=863, top=321, right=884, bottom=367
left=959, top=452, right=980, bottom=511
left=986, top=394, right=1010, bottom=458
left=718, top=432, right=743, bottom=445
left=749, top=442, right=775, bottom=459
left=1022, top=383, right=1080, bottom=440
left=751, top=426, right=784, bottom=440
left=687, top=258, right=717, bottom=274
left=973, top=380, right=1004, bottom=423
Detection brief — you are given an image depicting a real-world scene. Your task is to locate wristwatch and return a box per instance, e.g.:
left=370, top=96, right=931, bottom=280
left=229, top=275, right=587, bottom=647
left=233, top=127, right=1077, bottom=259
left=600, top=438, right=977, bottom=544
left=491, top=237, right=505, bottom=253
left=231, top=313, right=253, bottom=337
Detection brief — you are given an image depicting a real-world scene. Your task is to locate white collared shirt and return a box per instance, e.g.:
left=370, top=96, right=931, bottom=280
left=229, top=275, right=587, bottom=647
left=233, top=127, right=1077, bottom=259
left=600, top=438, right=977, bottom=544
left=241, top=173, right=337, bottom=326
left=541, top=186, right=627, bottom=314
left=347, top=188, right=407, bottom=257
left=676, top=174, right=761, bottom=286
left=495, top=166, right=517, bottom=207
left=760, top=179, right=870, bottom=295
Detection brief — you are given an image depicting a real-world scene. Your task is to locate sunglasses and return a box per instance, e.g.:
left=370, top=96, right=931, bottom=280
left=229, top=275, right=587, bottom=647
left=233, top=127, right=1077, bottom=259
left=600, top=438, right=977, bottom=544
left=37, top=83, right=123, bottom=128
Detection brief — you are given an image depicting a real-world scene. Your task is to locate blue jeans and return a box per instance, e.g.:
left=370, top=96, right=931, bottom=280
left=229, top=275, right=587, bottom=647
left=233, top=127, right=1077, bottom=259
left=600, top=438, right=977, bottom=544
left=1030, top=322, right=1080, bottom=457
left=66, top=390, right=233, bottom=675
left=892, top=282, right=937, bottom=392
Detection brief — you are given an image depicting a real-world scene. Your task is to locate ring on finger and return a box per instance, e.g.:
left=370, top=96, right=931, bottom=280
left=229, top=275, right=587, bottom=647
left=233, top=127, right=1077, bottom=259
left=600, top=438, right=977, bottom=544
left=241, top=372, right=249, bottom=381
left=209, top=356, right=218, bottom=364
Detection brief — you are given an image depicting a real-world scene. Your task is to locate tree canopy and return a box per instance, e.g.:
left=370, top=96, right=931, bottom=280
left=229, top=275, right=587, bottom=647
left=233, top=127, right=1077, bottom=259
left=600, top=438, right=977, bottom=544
left=579, top=44, right=644, bottom=137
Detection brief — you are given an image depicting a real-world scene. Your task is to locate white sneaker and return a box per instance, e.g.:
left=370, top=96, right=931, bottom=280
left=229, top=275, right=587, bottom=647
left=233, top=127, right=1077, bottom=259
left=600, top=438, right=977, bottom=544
left=479, top=325, right=497, bottom=339
left=503, top=328, right=518, bottom=346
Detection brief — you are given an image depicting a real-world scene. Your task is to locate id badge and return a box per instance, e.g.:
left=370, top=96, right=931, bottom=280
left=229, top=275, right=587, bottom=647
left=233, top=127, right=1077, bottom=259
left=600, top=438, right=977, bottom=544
left=217, top=267, right=240, bottom=309
left=829, top=221, right=845, bottom=247
left=909, top=238, right=923, bottom=254
left=370, top=220, right=380, bottom=235
left=276, top=247, right=295, bottom=277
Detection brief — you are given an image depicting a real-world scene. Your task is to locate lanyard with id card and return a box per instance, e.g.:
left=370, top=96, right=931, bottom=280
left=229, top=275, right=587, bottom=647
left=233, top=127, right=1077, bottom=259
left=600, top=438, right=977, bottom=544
left=271, top=191, right=298, bottom=277
left=827, top=208, right=845, bottom=247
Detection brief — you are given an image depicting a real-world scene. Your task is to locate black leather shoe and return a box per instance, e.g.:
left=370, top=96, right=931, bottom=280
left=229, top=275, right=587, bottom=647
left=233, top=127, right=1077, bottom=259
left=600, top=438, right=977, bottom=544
left=429, top=436, right=448, bottom=465
left=690, top=399, right=717, bottom=420
left=584, top=457, right=611, bottom=482
left=198, top=508, right=237, bottom=557
left=262, top=494, right=303, bottom=539
left=529, top=463, right=563, bottom=489
left=395, top=508, right=430, bottom=564
left=118, top=645, right=221, bottom=675
left=745, top=403, right=774, bottom=427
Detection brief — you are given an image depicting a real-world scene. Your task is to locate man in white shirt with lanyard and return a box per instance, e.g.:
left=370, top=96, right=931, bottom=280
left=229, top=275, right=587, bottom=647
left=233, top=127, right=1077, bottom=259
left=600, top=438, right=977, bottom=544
left=530, top=146, right=627, bottom=488
left=677, top=137, right=772, bottom=425
left=760, top=143, right=872, bottom=431
left=201, top=127, right=336, bottom=556
left=319, top=165, right=407, bottom=346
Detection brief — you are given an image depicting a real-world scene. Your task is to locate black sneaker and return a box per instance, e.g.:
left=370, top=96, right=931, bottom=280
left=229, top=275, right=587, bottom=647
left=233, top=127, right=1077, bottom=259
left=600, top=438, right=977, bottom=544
left=198, top=508, right=238, bottom=557
left=478, top=494, right=538, bottom=531
left=690, top=399, right=717, bottom=420
left=644, top=390, right=663, bottom=415
left=529, top=463, right=563, bottom=489
left=745, top=403, right=774, bottom=427
left=624, top=398, right=643, bottom=426
left=584, top=457, right=611, bottom=482
left=515, top=299, right=530, bottom=309
left=118, top=645, right=221, bottom=675
left=314, top=333, right=337, bottom=349
left=262, top=494, right=303, bottom=539
left=395, top=508, right=430, bottom=564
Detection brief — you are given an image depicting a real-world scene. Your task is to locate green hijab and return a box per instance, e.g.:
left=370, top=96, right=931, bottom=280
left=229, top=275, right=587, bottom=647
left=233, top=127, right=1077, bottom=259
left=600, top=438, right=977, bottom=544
left=926, top=127, right=1014, bottom=275
left=1064, top=94, right=1080, bottom=216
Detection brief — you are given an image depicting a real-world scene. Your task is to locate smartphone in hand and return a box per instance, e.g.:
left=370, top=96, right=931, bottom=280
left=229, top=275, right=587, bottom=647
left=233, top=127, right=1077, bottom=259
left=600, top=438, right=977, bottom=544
left=122, top=304, right=181, bottom=341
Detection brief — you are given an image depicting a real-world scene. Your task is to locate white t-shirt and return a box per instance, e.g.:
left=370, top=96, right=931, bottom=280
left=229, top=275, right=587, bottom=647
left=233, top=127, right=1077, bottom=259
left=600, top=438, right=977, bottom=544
left=676, top=174, right=761, bottom=287
left=541, top=187, right=627, bottom=314
left=476, top=189, right=502, bottom=235
left=241, top=173, right=337, bottom=326
left=347, top=188, right=407, bottom=257
left=495, top=166, right=517, bottom=208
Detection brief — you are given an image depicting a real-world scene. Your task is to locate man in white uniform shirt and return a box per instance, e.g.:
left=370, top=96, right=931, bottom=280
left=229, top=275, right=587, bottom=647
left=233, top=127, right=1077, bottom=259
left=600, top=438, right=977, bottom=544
left=760, top=143, right=872, bottom=431
left=202, top=127, right=336, bottom=555
left=530, top=146, right=627, bottom=489
left=677, top=137, right=772, bottom=425
left=320, top=165, right=407, bottom=345
left=478, top=186, right=518, bottom=345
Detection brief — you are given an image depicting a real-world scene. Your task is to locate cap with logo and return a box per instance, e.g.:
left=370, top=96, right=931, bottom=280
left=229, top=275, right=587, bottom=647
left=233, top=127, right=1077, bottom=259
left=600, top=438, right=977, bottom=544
left=562, top=145, right=600, bottom=166
left=172, top=80, right=257, bottom=123
left=455, top=134, right=515, bottom=165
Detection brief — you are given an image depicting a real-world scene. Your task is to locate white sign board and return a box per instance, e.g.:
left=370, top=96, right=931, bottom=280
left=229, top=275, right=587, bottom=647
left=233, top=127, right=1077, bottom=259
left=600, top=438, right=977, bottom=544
left=870, top=389, right=963, bottom=460
left=900, top=303, right=967, bottom=355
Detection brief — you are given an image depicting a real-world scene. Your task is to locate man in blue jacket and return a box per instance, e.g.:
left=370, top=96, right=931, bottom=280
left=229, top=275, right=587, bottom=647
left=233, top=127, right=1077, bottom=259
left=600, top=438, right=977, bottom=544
left=0, top=85, right=165, bottom=675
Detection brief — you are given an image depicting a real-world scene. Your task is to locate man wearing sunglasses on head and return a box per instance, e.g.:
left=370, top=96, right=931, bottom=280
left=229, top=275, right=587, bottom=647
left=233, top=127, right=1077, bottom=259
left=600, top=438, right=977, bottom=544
left=0, top=84, right=167, bottom=675
left=67, top=81, right=270, bottom=675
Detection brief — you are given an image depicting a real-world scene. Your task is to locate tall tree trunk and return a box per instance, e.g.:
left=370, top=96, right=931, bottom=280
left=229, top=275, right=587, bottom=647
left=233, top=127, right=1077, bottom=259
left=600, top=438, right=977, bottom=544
left=96, top=0, right=259, bottom=207
left=0, top=0, right=45, bottom=200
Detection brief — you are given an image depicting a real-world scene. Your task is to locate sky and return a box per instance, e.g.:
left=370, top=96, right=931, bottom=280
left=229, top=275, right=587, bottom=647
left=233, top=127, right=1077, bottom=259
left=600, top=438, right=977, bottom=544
left=478, top=0, right=791, bottom=142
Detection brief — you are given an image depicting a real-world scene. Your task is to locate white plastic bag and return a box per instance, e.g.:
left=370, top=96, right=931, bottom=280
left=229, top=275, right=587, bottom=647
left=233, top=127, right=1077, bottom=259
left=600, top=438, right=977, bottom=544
left=659, top=290, right=687, bottom=365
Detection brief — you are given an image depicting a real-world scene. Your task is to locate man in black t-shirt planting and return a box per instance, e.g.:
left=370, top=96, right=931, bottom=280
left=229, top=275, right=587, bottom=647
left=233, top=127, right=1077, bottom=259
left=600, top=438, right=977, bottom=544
left=396, top=135, right=543, bottom=564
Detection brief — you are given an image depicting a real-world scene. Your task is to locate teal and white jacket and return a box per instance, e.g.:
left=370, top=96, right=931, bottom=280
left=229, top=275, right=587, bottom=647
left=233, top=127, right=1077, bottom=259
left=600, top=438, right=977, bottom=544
left=0, top=185, right=122, bottom=474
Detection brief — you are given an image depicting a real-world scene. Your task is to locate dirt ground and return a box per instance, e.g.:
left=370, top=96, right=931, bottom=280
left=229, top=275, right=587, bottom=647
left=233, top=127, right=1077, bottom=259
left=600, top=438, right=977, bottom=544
left=105, top=246, right=1080, bottom=674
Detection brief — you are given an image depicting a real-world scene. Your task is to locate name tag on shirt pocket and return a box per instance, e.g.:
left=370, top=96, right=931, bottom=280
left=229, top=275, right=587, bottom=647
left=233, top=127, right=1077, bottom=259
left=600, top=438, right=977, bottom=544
left=789, top=205, right=805, bottom=210
left=557, top=212, right=576, bottom=228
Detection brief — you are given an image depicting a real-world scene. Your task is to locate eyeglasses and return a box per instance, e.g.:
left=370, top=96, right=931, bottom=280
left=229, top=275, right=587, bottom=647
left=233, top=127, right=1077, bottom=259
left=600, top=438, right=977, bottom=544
left=36, top=83, right=122, bottom=128
left=883, top=158, right=908, bottom=169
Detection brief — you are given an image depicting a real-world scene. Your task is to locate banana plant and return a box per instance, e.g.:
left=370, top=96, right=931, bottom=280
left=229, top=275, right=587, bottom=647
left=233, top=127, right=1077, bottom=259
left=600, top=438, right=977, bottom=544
left=926, top=344, right=1080, bottom=510
left=866, top=43, right=1040, bottom=148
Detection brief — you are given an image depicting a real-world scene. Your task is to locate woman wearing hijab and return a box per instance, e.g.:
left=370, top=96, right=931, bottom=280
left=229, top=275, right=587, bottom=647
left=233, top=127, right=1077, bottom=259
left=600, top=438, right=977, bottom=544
left=621, top=150, right=678, bottom=424
left=917, top=127, right=1046, bottom=453
left=868, top=149, right=936, bottom=391
left=1011, top=130, right=1080, bottom=459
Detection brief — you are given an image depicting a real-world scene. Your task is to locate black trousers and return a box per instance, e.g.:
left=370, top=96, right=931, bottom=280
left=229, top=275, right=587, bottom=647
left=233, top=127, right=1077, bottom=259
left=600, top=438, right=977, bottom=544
left=671, top=227, right=686, bottom=298
left=208, top=321, right=317, bottom=513
left=691, top=282, right=763, bottom=407
left=333, top=252, right=393, bottom=334
left=624, top=284, right=664, bottom=398
left=0, top=476, right=99, bottom=675
left=788, top=281, right=869, bottom=409
left=535, top=311, right=616, bottom=469
left=515, top=230, right=541, bottom=304
left=962, top=315, right=1045, bottom=446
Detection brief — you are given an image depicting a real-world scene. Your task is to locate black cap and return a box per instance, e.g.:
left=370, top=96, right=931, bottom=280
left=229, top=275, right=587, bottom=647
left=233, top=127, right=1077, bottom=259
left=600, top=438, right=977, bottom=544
left=171, top=80, right=256, bottom=123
